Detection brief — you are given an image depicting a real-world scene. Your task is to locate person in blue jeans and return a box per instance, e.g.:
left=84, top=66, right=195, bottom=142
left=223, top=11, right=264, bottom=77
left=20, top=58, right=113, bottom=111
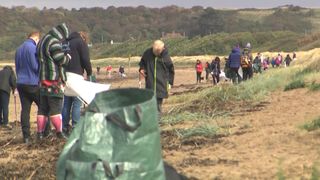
left=62, top=31, right=92, bottom=135
left=62, top=96, right=82, bottom=130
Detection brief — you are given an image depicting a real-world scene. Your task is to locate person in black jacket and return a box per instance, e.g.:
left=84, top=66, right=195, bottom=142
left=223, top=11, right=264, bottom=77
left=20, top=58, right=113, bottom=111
left=0, top=66, right=16, bottom=129
left=210, top=57, right=221, bottom=85
left=62, top=31, right=92, bottom=134
left=139, top=40, right=174, bottom=115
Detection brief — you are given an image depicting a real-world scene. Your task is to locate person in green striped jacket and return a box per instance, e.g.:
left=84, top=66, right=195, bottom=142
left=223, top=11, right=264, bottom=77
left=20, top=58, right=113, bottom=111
left=36, top=23, right=71, bottom=140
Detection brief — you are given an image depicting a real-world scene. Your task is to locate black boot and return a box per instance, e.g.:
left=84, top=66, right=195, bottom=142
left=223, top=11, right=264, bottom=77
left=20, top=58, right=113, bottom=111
left=56, top=132, right=68, bottom=139
left=37, top=132, right=44, bottom=140
left=23, top=138, right=30, bottom=144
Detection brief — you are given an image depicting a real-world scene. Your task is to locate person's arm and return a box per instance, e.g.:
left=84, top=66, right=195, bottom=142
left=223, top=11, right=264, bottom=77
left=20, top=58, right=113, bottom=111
left=9, top=70, right=17, bottom=93
left=28, top=45, right=40, bottom=74
left=138, top=56, right=147, bottom=88
left=14, top=51, right=19, bottom=76
left=50, top=41, right=70, bottom=66
left=165, top=56, right=175, bottom=86
left=79, top=40, right=92, bottom=76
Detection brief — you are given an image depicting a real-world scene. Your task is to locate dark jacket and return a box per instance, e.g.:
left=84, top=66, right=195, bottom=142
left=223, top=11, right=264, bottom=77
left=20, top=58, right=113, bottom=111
left=65, top=32, right=92, bottom=76
left=0, top=66, right=16, bottom=94
left=139, top=48, right=174, bottom=99
left=228, top=47, right=241, bottom=68
left=210, top=61, right=221, bottom=75
left=15, top=39, right=40, bottom=85
left=285, top=56, right=292, bottom=64
left=253, top=56, right=262, bottom=65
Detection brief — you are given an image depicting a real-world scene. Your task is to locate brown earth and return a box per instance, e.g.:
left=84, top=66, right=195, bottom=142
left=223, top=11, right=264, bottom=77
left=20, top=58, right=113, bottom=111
left=0, top=67, right=319, bottom=179
left=162, top=88, right=320, bottom=179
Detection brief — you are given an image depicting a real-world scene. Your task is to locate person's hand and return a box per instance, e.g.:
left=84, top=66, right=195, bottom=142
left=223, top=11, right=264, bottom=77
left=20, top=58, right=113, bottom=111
left=139, top=81, right=142, bottom=88
left=13, top=89, right=18, bottom=96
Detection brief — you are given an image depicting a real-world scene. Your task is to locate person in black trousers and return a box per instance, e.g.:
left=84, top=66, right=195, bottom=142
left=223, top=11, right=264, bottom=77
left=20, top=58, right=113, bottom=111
left=210, top=57, right=221, bottom=85
left=0, top=66, right=16, bottom=129
left=139, top=40, right=175, bottom=116
left=15, top=32, right=50, bottom=143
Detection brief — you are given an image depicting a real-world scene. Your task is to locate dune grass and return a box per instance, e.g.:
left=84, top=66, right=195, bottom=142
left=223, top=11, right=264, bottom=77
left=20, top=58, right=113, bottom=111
left=309, top=82, right=320, bottom=91
left=301, top=117, right=320, bottom=131
left=175, top=124, right=220, bottom=139
left=284, top=79, right=306, bottom=91
left=162, top=48, right=320, bottom=140
left=166, top=67, right=299, bottom=117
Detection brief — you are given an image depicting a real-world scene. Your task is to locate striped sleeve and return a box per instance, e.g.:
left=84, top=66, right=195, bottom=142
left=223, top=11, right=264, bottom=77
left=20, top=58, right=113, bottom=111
left=49, top=41, right=70, bottom=66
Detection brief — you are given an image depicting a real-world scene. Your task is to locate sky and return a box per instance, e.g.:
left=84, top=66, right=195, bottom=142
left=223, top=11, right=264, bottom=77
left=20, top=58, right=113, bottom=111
left=0, top=0, right=320, bottom=9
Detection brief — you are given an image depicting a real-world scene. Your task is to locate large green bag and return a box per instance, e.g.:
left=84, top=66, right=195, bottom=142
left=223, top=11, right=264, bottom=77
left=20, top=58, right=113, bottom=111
left=56, top=88, right=165, bottom=180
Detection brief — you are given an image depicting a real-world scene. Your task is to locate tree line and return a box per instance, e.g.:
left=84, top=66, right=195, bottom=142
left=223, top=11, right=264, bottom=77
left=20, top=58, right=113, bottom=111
left=0, top=5, right=315, bottom=59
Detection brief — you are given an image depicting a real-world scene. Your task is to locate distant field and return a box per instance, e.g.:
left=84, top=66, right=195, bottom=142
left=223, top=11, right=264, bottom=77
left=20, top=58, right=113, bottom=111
left=90, top=55, right=227, bottom=69
left=237, top=9, right=274, bottom=21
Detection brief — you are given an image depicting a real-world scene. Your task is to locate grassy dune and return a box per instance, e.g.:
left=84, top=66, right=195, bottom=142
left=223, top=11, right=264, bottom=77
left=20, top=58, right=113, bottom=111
left=163, top=48, right=320, bottom=134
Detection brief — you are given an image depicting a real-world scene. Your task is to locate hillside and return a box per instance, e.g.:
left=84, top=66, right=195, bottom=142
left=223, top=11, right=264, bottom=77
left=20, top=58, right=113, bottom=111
left=0, top=5, right=320, bottom=59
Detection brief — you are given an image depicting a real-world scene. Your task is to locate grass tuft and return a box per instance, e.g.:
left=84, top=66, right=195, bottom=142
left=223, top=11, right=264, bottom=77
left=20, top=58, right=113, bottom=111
left=309, top=82, right=320, bottom=91
left=176, top=125, right=220, bottom=139
left=284, top=79, right=305, bottom=91
left=301, top=117, right=320, bottom=131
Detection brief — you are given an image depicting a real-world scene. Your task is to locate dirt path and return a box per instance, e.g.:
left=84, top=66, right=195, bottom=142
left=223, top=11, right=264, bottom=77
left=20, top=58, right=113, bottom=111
left=163, top=89, right=320, bottom=179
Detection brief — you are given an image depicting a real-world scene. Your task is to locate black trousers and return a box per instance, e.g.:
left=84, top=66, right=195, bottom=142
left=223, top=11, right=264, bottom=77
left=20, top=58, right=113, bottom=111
left=205, top=71, right=210, bottom=80
left=212, top=74, right=220, bottom=85
left=242, top=67, right=251, bottom=81
left=18, top=84, right=51, bottom=138
left=17, top=84, right=40, bottom=138
left=196, top=72, right=202, bottom=83
left=157, top=98, right=163, bottom=119
left=0, top=90, right=10, bottom=125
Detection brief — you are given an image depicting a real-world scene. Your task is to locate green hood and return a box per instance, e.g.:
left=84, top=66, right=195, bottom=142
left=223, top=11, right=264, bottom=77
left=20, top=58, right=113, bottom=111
left=49, top=23, right=69, bottom=40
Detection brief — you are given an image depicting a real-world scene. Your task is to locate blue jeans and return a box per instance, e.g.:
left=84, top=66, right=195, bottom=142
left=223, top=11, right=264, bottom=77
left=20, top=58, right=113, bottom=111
left=0, top=90, right=10, bottom=125
left=62, top=96, right=82, bottom=129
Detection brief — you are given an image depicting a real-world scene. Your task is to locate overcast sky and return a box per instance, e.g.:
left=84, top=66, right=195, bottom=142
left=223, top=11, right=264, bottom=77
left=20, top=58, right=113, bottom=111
left=1, top=0, right=320, bottom=9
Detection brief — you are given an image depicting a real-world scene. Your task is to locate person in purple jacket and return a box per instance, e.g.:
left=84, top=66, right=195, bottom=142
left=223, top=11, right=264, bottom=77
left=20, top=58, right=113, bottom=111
left=15, top=32, right=49, bottom=143
left=228, top=47, right=242, bottom=84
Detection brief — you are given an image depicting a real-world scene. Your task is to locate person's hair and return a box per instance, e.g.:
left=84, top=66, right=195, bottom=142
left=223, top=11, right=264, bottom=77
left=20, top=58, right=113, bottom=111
left=28, top=32, right=40, bottom=39
left=3, top=65, right=13, bottom=72
left=79, top=31, right=89, bottom=43
left=215, top=57, right=221, bottom=62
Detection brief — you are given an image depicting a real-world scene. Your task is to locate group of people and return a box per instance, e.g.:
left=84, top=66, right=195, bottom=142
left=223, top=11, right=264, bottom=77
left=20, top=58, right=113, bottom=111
left=0, top=23, right=93, bottom=144
left=2, top=27, right=301, bottom=144
left=0, top=25, right=174, bottom=144
left=195, top=57, right=221, bottom=85
left=96, top=65, right=126, bottom=79
left=225, top=44, right=297, bottom=84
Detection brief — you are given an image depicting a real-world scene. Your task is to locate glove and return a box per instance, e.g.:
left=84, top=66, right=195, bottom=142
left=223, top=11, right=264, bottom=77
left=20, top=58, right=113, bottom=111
left=66, top=53, right=72, bottom=60
left=167, top=84, right=171, bottom=90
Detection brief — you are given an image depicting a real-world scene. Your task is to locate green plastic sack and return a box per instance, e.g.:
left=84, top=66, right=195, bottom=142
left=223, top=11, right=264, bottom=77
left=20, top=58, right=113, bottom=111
left=56, top=88, right=165, bottom=180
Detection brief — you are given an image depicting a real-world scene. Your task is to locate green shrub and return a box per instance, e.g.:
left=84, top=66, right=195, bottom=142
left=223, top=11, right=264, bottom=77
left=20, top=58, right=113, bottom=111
left=284, top=79, right=305, bottom=91
left=176, top=125, right=220, bottom=139
left=309, top=82, right=320, bottom=91
left=301, top=117, right=320, bottom=131
left=161, top=112, right=211, bottom=125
